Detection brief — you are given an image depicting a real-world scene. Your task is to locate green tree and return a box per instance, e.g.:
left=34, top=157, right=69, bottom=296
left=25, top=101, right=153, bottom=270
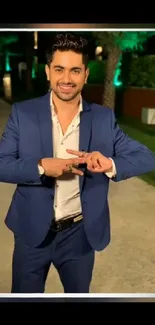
left=0, top=32, right=19, bottom=71
left=0, top=32, right=18, bottom=50
left=93, top=31, right=155, bottom=109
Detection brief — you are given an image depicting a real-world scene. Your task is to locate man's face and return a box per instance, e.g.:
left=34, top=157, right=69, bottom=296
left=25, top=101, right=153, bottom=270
left=45, top=50, right=89, bottom=102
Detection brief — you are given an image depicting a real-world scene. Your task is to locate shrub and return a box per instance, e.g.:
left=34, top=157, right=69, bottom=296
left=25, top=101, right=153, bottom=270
left=127, top=55, right=155, bottom=88
left=87, top=60, right=105, bottom=84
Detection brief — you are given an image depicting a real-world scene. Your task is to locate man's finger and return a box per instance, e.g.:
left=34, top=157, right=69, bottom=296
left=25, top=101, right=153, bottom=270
left=87, top=166, right=105, bottom=173
left=71, top=167, right=84, bottom=176
left=66, top=157, right=86, bottom=165
left=66, top=149, right=86, bottom=158
left=86, top=155, right=92, bottom=166
left=63, top=165, right=84, bottom=176
left=66, top=149, right=81, bottom=155
left=91, top=154, right=100, bottom=168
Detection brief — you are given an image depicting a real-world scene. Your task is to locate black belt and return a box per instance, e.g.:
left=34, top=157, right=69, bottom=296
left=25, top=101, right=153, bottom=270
left=50, top=214, right=83, bottom=232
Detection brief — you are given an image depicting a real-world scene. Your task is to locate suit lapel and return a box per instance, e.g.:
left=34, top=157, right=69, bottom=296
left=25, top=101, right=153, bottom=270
left=37, top=94, right=92, bottom=193
left=79, top=100, right=92, bottom=192
left=37, top=91, right=53, bottom=158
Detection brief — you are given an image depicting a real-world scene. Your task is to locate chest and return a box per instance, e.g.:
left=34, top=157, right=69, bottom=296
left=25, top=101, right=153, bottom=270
left=18, top=110, right=114, bottom=159
left=52, top=115, right=79, bottom=159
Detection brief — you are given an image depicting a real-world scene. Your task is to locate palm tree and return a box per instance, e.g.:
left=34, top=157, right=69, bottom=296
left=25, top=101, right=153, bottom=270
left=93, top=31, right=155, bottom=109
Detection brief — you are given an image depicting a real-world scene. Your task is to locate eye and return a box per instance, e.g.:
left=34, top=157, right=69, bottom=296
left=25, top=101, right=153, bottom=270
left=72, top=69, right=80, bottom=74
left=55, top=68, right=63, bottom=72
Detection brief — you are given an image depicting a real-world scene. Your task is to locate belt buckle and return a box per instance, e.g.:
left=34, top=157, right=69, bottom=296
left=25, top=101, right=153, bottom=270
left=51, top=220, right=62, bottom=232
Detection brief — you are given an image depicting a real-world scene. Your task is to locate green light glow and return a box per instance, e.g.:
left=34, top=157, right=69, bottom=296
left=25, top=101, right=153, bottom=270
left=32, top=56, right=38, bottom=79
left=113, top=55, right=122, bottom=87
left=5, top=53, right=11, bottom=71
left=32, top=66, right=35, bottom=79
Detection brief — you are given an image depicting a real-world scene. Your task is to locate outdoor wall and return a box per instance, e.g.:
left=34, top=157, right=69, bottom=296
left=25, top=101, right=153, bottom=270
left=82, top=84, right=104, bottom=105
left=122, top=87, right=155, bottom=120
left=82, top=85, right=155, bottom=121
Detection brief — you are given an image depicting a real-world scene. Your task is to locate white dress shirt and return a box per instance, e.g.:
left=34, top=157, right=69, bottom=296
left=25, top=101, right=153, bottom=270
left=38, top=92, right=116, bottom=221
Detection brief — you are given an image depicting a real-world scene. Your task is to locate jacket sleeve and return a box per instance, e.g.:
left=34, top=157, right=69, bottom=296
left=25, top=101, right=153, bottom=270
left=110, top=110, right=155, bottom=182
left=0, top=104, right=42, bottom=184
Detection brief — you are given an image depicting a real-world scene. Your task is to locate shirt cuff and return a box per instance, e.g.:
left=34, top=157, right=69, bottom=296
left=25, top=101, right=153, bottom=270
left=38, top=165, right=45, bottom=175
left=105, top=158, right=116, bottom=178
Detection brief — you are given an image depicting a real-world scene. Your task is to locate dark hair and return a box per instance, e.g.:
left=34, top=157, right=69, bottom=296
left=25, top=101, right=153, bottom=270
left=45, top=33, right=89, bottom=68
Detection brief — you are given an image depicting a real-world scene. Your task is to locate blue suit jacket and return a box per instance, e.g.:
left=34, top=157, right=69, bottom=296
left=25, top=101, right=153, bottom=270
left=0, top=92, right=155, bottom=250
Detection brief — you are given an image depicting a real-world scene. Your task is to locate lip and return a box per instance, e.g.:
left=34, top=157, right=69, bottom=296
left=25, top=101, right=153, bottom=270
left=58, top=85, right=75, bottom=92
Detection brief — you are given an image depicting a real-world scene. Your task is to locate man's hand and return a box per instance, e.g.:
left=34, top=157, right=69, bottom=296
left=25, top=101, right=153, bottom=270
left=39, top=157, right=85, bottom=177
left=66, top=149, right=113, bottom=173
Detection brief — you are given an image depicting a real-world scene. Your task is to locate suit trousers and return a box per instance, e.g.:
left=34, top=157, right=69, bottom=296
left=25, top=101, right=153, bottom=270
left=11, top=220, right=95, bottom=293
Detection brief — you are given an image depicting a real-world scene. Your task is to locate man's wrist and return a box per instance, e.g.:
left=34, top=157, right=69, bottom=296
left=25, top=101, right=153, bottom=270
left=105, top=158, right=113, bottom=173
left=105, top=158, right=116, bottom=178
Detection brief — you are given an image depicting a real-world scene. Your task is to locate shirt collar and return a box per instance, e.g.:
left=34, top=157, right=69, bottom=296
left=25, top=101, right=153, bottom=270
left=50, top=90, right=83, bottom=117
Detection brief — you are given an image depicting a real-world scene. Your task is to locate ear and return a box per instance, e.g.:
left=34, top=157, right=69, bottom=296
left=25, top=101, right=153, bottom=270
left=45, top=64, right=50, bottom=81
left=85, top=67, right=89, bottom=83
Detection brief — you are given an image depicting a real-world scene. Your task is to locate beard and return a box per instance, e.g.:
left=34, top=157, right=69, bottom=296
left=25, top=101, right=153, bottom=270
left=52, top=83, right=83, bottom=102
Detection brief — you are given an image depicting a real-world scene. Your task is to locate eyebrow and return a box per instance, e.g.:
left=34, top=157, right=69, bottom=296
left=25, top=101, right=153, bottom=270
left=53, top=65, right=82, bottom=71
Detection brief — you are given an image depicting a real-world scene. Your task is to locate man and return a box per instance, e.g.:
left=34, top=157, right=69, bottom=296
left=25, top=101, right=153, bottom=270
left=0, top=32, right=155, bottom=294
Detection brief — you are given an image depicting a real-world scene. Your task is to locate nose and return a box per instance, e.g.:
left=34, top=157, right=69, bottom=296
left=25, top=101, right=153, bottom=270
left=61, top=71, right=71, bottom=83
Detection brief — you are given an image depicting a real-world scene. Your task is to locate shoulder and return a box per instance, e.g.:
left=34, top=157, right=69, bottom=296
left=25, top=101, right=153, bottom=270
left=84, top=100, right=115, bottom=120
left=12, top=92, right=49, bottom=114
left=91, top=103, right=112, bottom=115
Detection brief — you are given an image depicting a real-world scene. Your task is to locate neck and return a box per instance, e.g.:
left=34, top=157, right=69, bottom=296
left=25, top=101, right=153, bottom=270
left=52, top=91, right=81, bottom=115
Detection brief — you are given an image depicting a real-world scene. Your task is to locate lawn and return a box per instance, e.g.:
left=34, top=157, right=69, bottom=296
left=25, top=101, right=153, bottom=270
left=119, top=118, right=155, bottom=187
